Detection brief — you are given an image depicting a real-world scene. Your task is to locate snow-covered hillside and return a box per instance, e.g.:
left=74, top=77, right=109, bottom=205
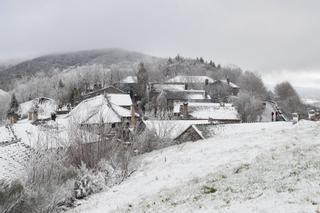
left=69, top=121, right=320, bottom=213
left=0, top=89, right=9, bottom=97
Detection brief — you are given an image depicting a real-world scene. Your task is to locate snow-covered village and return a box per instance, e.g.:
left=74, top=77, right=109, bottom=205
left=1, top=1, right=320, bottom=213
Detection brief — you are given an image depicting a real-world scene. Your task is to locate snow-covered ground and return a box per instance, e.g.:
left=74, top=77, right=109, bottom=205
left=69, top=121, right=320, bottom=213
left=0, top=116, right=69, bottom=182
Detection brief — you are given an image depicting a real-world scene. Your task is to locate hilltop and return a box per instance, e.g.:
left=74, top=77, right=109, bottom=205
left=0, top=48, right=156, bottom=90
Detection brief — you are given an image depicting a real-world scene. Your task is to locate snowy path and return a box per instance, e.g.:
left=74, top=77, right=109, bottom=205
left=69, top=121, right=320, bottom=213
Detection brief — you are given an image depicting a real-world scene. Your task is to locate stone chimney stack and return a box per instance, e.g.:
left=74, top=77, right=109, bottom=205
left=204, top=79, right=209, bottom=97
left=131, top=105, right=136, bottom=128
left=182, top=102, right=189, bottom=119
left=184, top=84, right=188, bottom=90
left=227, top=78, right=230, bottom=85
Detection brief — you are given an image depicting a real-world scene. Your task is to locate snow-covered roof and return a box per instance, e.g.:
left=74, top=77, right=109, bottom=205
left=151, top=83, right=185, bottom=92
left=70, top=95, right=135, bottom=124
left=19, top=97, right=57, bottom=119
left=120, top=76, right=137, bottom=84
left=143, top=120, right=209, bottom=140
left=166, top=75, right=215, bottom=84
left=174, top=102, right=239, bottom=120
left=164, top=90, right=211, bottom=101
left=191, top=105, right=239, bottom=120
left=216, top=79, right=239, bottom=89
left=106, top=93, right=132, bottom=107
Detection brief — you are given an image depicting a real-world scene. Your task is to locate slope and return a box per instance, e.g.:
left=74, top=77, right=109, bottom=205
left=69, top=121, right=320, bottom=213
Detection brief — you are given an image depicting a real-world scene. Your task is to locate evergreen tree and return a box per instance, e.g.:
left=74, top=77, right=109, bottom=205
left=175, top=54, right=181, bottom=62
left=209, top=60, right=216, bottom=68
left=199, top=57, right=204, bottom=63
left=7, top=93, right=19, bottom=117
left=58, top=79, right=65, bottom=88
left=137, top=62, right=149, bottom=101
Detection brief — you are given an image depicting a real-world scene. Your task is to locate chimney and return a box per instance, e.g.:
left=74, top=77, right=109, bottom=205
left=227, top=78, right=230, bottom=85
left=182, top=102, right=188, bottom=118
left=184, top=84, right=188, bottom=90
left=131, top=105, right=136, bottom=128
left=204, top=79, right=209, bottom=98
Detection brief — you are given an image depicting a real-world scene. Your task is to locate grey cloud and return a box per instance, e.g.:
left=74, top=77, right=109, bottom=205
left=1, top=0, right=320, bottom=76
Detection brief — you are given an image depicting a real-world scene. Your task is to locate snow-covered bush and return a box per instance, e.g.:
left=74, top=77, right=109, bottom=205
left=0, top=148, right=77, bottom=213
left=74, top=163, right=105, bottom=199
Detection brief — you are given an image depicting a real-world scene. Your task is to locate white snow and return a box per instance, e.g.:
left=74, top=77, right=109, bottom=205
left=69, top=121, right=320, bottom=213
left=18, top=97, right=57, bottom=119
left=0, top=116, right=71, bottom=182
left=190, top=106, right=239, bottom=121
left=69, top=95, right=134, bottom=124
left=166, top=75, right=215, bottom=84
left=152, top=83, right=186, bottom=92
left=0, top=142, right=31, bottom=182
left=120, top=76, right=137, bottom=84
left=106, top=93, right=132, bottom=107
left=219, top=79, right=239, bottom=89
left=174, top=102, right=239, bottom=121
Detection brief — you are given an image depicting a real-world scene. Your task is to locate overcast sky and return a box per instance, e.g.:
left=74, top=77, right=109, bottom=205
left=1, top=0, right=320, bottom=88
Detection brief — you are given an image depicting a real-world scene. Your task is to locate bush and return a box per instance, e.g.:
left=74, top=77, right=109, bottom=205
left=132, top=129, right=163, bottom=154
left=74, top=163, right=105, bottom=199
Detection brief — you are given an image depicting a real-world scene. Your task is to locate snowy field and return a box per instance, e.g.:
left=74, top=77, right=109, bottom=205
left=0, top=116, right=69, bottom=182
left=69, top=121, right=320, bottom=213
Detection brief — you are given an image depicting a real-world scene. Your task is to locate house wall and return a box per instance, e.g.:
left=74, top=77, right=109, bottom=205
left=175, top=126, right=203, bottom=143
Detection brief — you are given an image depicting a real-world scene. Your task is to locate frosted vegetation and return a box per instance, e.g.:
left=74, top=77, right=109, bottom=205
left=0, top=49, right=312, bottom=212
left=0, top=50, right=307, bottom=123
left=0, top=120, right=166, bottom=213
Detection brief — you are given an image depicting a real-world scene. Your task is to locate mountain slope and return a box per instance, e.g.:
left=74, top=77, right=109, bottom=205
left=0, top=48, right=156, bottom=90
left=69, top=121, right=320, bottom=213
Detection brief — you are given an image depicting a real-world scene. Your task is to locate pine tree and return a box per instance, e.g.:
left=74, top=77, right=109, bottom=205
left=137, top=62, right=149, bottom=101
left=58, top=79, right=65, bottom=88
left=7, top=93, right=19, bottom=117
left=209, top=60, right=216, bottom=68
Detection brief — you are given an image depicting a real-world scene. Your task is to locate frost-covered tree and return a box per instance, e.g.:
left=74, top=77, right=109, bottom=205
left=0, top=93, right=10, bottom=121
left=238, top=71, right=267, bottom=99
left=274, top=81, right=305, bottom=117
left=233, top=92, right=264, bottom=122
